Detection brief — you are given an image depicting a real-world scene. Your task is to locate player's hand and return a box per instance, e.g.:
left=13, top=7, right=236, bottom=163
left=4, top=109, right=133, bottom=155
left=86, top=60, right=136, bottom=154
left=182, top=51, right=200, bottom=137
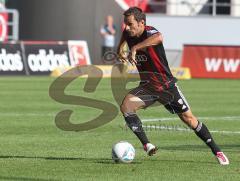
left=118, top=50, right=128, bottom=63
left=117, top=41, right=128, bottom=63
left=128, top=46, right=137, bottom=65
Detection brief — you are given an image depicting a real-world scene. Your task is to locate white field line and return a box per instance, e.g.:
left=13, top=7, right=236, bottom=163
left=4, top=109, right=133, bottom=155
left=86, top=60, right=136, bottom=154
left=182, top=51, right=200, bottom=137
left=142, top=125, right=240, bottom=134
left=142, top=116, right=240, bottom=122
left=1, top=113, right=240, bottom=134
left=142, top=116, right=240, bottom=134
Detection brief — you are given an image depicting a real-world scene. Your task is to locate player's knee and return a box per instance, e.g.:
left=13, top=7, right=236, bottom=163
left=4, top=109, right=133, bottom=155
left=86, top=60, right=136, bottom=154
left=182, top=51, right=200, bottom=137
left=180, top=112, right=198, bottom=128
left=120, top=102, right=127, bottom=113
left=120, top=94, right=144, bottom=114
left=184, top=114, right=196, bottom=123
left=120, top=96, right=139, bottom=114
left=120, top=101, right=136, bottom=114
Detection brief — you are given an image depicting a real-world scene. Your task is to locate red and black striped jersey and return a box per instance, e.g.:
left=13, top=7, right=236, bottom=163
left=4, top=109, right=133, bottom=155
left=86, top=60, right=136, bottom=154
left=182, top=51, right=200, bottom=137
left=123, top=26, right=177, bottom=91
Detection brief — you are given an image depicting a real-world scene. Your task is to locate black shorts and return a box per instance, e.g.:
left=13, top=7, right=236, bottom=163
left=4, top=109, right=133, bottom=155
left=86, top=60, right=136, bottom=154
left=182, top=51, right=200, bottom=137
left=128, top=83, right=190, bottom=114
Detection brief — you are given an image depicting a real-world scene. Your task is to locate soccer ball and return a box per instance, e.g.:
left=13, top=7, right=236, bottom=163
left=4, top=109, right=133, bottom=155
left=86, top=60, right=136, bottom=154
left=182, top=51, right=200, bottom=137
left=112, top=141, right=135, bottom=163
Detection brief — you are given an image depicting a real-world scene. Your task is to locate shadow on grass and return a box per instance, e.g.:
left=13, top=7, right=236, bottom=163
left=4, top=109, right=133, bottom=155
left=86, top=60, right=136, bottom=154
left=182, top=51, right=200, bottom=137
left=158, top=144, right=240, bottom=153
left=0, top=155, right=142, bottom=165
left=147, top=158, right=216, bottom=165
left=96, top=160, right=142, bottom=164
left=136, top=144, right=240, bottom=165
left=0, top=155, right=108, bottom=160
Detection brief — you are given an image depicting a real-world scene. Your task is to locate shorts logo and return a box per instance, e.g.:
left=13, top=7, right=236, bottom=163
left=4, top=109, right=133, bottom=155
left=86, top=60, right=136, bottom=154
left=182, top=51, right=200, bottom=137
left=182, top=105, right=187, bottom=110
left=178, top=98, right=187, bottom=110
left=178, top=99, right=183, bottom=105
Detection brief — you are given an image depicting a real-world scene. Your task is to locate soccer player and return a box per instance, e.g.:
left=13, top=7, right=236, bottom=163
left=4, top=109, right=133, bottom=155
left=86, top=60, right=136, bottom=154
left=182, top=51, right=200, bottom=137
left=117, top=7, right=229, bottom=165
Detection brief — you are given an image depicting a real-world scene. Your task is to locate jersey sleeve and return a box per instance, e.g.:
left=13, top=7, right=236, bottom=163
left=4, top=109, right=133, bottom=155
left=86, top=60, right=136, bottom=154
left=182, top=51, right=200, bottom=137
left=146, top=26, right=160, bottom=37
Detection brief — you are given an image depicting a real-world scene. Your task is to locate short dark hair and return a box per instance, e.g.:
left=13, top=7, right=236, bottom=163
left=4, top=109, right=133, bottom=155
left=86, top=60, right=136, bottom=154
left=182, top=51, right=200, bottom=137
left=123, top=7, right=146, bottom=24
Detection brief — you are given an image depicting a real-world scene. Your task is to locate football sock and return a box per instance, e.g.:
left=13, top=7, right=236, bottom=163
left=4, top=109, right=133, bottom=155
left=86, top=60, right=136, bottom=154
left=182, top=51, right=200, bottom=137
left=194, top=121, right=221, bottom=155
left=124, top=112, right=149, bottom=145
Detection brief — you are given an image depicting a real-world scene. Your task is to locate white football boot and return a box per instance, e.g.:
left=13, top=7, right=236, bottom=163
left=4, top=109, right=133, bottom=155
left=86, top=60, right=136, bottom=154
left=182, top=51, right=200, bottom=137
left=216, top=152, right=229, bottom=165
left=144, top=143, right=157, bottom=156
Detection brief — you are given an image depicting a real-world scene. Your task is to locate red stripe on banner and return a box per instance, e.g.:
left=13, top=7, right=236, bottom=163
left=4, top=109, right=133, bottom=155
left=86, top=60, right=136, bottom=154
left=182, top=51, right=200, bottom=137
left=115, top=0, right=149, bottom=11
left=148, top=47, right=168, bottom=88
left=0, top=13, right=8, bottom=41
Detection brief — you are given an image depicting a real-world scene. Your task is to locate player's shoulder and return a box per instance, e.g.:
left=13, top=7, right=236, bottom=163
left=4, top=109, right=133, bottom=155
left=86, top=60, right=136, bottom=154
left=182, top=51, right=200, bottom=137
left=145, top=25, right=159, bottom=36
left=145, top=25, right=158, bottom=31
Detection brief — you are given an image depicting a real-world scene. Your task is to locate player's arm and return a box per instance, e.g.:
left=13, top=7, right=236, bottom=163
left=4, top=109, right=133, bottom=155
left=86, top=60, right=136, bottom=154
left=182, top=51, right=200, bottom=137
left=129, top=33, right=163, bottom=64
left=117, top=33, right=128, bottom=62
left=135, top=32, right=162, bottom=50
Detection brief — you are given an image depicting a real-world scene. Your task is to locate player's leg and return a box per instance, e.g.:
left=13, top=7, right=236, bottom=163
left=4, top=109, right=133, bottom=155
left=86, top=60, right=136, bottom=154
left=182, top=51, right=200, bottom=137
left=164, top=84, right=229, bottom=165
left=178, top=110, right=229, bottom=165
left=120, top=89, right=157, bottom=156
left=178, top=110, right=221, bottom=154
left=120, top=93, right=148, bottom=145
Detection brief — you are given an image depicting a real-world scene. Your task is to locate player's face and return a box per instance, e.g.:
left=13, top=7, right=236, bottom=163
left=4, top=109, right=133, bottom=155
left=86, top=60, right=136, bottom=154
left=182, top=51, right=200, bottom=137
left=124, top=15, right=144, bottom=37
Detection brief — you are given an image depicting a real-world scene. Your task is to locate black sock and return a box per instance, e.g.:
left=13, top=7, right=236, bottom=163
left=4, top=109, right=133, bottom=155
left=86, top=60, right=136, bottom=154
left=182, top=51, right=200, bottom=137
left=194, top=121, right=221, bottom=155
left=124, top=113, right=149, bottom=145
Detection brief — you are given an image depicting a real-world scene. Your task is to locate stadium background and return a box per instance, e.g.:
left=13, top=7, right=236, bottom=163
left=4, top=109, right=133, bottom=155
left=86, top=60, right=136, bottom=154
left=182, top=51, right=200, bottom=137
left=6, top=0, right=123, bottom=64
left=3, top=0, right=239, bottom=75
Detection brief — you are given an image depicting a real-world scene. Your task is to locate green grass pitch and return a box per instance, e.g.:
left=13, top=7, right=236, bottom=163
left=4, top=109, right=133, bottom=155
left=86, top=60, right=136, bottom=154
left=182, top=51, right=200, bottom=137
left=0, top=76, right=240, bottom=181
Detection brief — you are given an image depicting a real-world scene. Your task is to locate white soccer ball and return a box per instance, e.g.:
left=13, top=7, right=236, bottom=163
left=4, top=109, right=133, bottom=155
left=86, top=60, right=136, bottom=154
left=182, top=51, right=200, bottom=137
left=112, top=141, right=135, bottom=163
